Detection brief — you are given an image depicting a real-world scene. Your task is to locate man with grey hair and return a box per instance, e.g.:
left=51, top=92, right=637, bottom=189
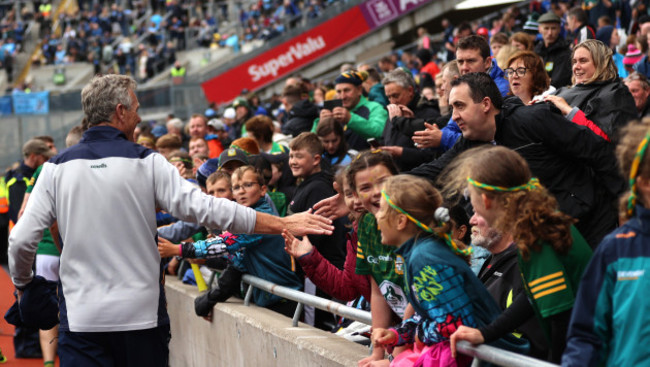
left=471, top=212, right=548, bottom=359
left=379, top=68, right=439, bottom=171
left=166, top=116, right=190, bottom=151
left=8, top=74, right=333, bottom=365
left=624, top=72, right=650, bottom=118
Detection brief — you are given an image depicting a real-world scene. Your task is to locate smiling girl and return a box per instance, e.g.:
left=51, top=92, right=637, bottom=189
left=371, top=175, right=504, bottom=366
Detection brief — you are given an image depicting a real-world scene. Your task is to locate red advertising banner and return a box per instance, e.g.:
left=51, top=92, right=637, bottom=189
left=202, top=7, right=371, bottom=104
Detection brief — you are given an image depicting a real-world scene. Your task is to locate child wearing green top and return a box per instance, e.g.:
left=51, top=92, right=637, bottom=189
left=346, top=150, right=404, bottom=365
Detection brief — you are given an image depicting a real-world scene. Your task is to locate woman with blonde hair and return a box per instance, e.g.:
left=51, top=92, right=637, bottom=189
left=443, top=145, right=592, bottom=363
left=545, top=39, right=636, bottom=142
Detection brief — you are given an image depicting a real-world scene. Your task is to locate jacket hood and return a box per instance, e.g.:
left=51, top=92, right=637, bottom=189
left=289, top=99, right=319, bottom=119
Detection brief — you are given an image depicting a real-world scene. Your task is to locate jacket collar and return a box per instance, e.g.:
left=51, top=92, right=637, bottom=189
left=80, top=125, right=128, bottom=143
left=629, top=205, right=650, bottom=234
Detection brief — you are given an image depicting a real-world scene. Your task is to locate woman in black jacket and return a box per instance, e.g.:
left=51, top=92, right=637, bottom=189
left=544, top=39, right=636, bottom=142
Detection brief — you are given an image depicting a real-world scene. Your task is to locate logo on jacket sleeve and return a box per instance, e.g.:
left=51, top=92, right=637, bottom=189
left=617, top=270, right=644, bottom=281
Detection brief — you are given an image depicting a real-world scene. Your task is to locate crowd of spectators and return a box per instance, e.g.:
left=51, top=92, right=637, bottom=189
left=8, top=0, right=650, bottom=366
left=0, top=0, right=346, bottom=87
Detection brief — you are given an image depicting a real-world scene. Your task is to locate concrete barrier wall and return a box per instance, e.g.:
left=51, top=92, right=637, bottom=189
left=166, top=277, right=370, bottom=367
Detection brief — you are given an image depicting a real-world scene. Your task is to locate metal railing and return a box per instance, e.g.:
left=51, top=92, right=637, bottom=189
left=235, top=272, right=559, bottom=367
left=241, top=274, right=371, bottom=326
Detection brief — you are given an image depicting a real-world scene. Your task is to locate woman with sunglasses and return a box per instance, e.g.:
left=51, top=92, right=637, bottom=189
left=543, top=39, right=636, bottom=143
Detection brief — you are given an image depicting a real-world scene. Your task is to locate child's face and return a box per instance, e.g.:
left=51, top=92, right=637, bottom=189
left=207, top=178, right=233, bottom=200
left=319, top=132, right=341, bottom=155
left=232, top=170, right=266, bottom=207
left=376, top=195, right=400, bottom=246
left=269, top=163, right=282, bottom=187
left=289, top=148, right=320, bottom=178
left=342, top=176, right=364, bottom=221
left=354, top=164, right=393, bottom=215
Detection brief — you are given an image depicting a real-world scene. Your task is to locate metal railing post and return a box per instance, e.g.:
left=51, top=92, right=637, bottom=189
left=291, top=303, right=303, bottom=327
left=243, top=284, right=254, bottom=306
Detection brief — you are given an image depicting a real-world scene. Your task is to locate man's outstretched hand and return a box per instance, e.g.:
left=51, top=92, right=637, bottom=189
left=283, top=209, right=334, bottom=236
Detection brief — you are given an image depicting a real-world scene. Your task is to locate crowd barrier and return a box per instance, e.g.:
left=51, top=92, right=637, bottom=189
left=231, top=272, right=559, bottom=367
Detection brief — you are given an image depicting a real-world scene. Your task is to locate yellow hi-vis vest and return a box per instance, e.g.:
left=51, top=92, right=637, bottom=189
left=0, top=176, right=8, bottom=214
left=170, top=67, right=186, bottom=77
left=5, top=176, right=29, bottom=231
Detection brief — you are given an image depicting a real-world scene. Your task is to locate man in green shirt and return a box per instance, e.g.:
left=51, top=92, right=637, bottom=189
left=313, top=70, right=387, bottom=151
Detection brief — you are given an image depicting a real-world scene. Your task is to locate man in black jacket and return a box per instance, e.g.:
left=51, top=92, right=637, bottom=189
left=281, top=83, right=319, bottom=137
left=380, top=68, right=440, bottom=171
left=409, top=72, right=624, bottom=247
left=534, top=12, right=572, bottom=89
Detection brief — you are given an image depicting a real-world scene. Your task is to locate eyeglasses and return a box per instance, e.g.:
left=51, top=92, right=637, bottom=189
left=504, top=67, right=528, bottom=78
left=232, top=181, right=259, bottom=192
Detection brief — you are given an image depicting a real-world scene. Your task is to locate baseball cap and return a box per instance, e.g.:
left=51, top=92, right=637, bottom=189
left=223, top=107, right=236, bottom=119
left=196, top=158, right=220, bottom=188
left=232, top=97, right=249, bottom=109
left=23, top=139, right=55, bottom=158
left=205, top=108, right=217, bottom=118
left=476, top=27, right=489, bottom=36
left=207, top=118, right=226, bottom=131
left=218, top=147, right=249, bottom=170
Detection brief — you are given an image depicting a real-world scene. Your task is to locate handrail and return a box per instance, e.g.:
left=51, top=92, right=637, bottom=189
left=240, top=274, right=371, bottom=325
left=456, top=341, right=559, bottom=367
left=239, top=273, right=559, bottom=367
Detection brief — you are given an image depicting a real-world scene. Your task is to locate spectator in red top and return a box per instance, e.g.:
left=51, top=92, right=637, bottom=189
left=416, top=48, right=440, bottom=77
left=188, top=114, right=223, bottom=158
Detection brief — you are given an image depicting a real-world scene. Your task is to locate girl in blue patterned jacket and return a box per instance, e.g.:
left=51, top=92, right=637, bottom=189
left=371, top=175, right=510, bottom=366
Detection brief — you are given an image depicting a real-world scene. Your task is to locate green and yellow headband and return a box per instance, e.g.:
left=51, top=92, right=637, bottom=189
left=627, top=133, right=650, bottom=217
left=381, top=190, right=472, bottom=257
left=467, top=177, right=541, bottom=192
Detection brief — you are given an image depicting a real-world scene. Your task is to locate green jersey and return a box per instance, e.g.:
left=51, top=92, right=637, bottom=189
left=519, top=225, right=592, bottom=334
left=27, top=165, right=60, bottom=256
left=356, top=213, right=407, bottom=317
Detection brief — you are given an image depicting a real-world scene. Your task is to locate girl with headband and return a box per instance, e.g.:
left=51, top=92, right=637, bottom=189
left=563, top=118, right=650, bottom=366
left=443, top=145, right=592, bottom=363
left=371, top=174, right=522, bottom=366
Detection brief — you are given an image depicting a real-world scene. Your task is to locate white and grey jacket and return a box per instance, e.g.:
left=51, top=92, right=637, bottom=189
left=9, top=126, right=256, bottom=332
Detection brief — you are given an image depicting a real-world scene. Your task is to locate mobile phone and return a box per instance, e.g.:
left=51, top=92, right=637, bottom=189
left=367, top=138, right=380, bottom=149
left=323, top=99, right=343, bottom=110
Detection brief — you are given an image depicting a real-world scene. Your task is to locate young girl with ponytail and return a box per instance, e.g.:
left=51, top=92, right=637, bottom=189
left=371, top=174, right=511, bottom=366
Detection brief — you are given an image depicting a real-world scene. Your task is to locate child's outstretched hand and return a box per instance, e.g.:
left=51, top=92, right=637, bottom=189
left=158, top=237, right=181, bottom=258
left=282, top=230, right=313, bottom=258
left=371, top=328, right=397, bottom=348
left=313, top=193, right=348, bottom=220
